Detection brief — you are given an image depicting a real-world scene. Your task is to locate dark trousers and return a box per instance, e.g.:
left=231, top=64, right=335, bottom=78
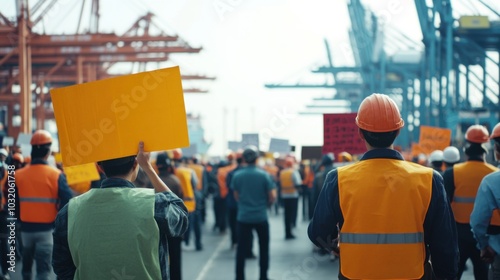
left=236, top=221, right=269, bottom=280
left=0, top=212, right=9, bottom=276
left=455, top=223, right=488, bottom=279
left=168, top=237, right=182, bottom=280
left=228, top=207, right=238, bottom=246
left=213, top=197, right=227, bottom=231
left=301, top=185, right=310, bottom=221
left=283, top=198, right=298, bottom=237
left=185, top=211, right=202, bottom=250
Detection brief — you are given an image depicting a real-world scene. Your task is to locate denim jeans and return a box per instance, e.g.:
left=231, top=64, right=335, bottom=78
left=21, top=230, right=53, bottom=280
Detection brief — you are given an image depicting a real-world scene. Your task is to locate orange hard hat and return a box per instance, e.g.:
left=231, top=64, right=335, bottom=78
left=12, top=153, right=24, bottom=163
left=30, top=130, right=52, bottom=146
left=465, top=125, right=489, bottom=144
left=284, top=158, right=294, bottom=168
left=172, top=148, right=182, bottom=160
left=355, top=93, right=404, bottom=132
left=339, top=151, right=352, bottom=162
left=491, top=123, right=500, bottom=140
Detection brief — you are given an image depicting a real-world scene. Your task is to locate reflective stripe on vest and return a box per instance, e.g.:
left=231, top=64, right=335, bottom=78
left=338, top=159, right=432, bottom=279
left=16, top=164, right=61, bottom=223
left=279, top=168, right=296, bottom=194
left=452, top=161, right=498, bottom=223
left=340, top=232, right=424, bottom=244
left=68, top=188, right=161, bottom=280
left=19, top=197, right=58, bottom=203
left=175, top=167, right=196, bottom=212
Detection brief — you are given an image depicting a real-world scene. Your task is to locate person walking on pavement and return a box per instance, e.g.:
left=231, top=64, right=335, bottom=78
left=156, top=152, right=184, bottom=280
left=471, top=122, right=500, bottom=279
left=14, top=130, right=73, bottom=280
left=52, top=142, right=189, bottom=279
left=308, top=93, right=459, bottom=279
left=231, top=146, right=276, bottom=280
left=172, top=149, right=202, bottom=251
left=279, top=158, right=302, bottom=239
left=443, top=124, right=498, bottom=279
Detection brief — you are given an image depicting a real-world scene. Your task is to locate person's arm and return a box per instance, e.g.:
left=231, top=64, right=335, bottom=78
left=442, top=169, right=454, bottom=202
left=57, top=173, right=73, bottom=209
left=471, top=175, right=496, bottom=257
left=308, top=170, right=341, bottom=253
left=136, top=142, right=170, bottom=193
left=267, top=172, right=276, bottom=206
left=190, top=169, right=198, bottom=191
left=230, top=173, right=239, bottom=201
left=52, top=205, right=76, bottom=280
left=424, top=171, right=459, bottom=279
left=154, top=192, right=189, bottom=238
left=292, top=170, right=303, bottom=189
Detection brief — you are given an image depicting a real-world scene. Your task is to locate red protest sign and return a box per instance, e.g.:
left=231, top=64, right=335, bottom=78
left=322, top=113, right=366, bottom=155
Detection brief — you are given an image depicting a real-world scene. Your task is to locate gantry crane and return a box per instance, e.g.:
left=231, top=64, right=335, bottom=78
left=0, top=0, right=214, bottom=136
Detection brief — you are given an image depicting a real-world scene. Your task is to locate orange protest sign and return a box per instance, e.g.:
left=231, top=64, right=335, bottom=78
left=51, top=66, right=189, bottom=166
left=64, top=163, right=101, bottom=185
left=418, top=125, right=452, bottom=155
left=411, top=143, right=424, bottom=157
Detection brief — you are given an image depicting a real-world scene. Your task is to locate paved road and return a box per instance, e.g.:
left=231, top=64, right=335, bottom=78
left=11, top=199, right=474, bottom=280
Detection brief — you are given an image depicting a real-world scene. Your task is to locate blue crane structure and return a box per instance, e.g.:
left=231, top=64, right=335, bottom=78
left=265, top=0, right=500, bottom=150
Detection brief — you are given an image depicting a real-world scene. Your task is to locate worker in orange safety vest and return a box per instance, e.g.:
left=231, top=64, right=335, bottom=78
left=443, top=125, right=498, bottom=279
left=279, top=157, right=302, bottom=239
left=308, top=93, right=458, bottom=279
left=15, top=130, right=73, bottom=280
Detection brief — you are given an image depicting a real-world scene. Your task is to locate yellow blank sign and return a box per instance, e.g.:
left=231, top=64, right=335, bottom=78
left=64, top=163, right=101, bottom=185
left=51, top=66, right=189, bottom=166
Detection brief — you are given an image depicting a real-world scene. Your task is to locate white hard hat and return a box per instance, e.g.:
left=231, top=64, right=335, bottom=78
left=443, top=146, right=460, bottom=163
left=428, top=150, right=443, bottom=163
left=0, top=148, right=7, bottom=157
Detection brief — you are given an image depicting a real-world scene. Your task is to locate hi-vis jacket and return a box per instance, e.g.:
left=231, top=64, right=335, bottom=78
left=15, top=159, right=72, bottom=231
left=175, top=166, right=196, bottom=213
left=450, top=161, right=498, bottom=224
left=308, top=149, right=458, bottom=280
left=279, top=168, right=297, bottom=195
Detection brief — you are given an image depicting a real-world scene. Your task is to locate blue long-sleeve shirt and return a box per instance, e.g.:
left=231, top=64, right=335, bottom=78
left=471, top=171, right=500, bottom=253
left=308, top=148, right=459, bottom=279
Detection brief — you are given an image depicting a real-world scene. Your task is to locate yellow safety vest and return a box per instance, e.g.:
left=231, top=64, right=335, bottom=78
left=338, top=159, right=432, bottom=279
left=452, top=161, right=498, bottom=223
left=279, top=168, right=296, bottom=195
left=175, top=167, right=196, bottom=213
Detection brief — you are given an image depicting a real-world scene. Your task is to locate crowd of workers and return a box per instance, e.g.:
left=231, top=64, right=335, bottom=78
left=0, top=93, right=500, bottom=279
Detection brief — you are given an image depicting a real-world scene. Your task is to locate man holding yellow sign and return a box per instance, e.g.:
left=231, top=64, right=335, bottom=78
left=50, top=67, right=191, bottom=280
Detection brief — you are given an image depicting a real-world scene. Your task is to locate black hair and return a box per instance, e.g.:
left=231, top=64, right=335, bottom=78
left=360, top=129, right=399, bottom=148
left=31, top=144, right=51, bottom=159
left=98, top=155, right=136, bottom=177
left=236, top=157, right=243, bottom=164
left=464, top=143, right=486, bottom=158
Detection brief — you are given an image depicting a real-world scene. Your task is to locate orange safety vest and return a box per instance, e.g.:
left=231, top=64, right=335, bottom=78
left=338, top=159, right=432, bottom=279
left=188, top=163, right=204, bottom=191
left=175, top=167, right=196, bottom=213
left=16, top=164, right=61, bottom=223
left=217, top=164, right=236, bottom=199
left=279, top=168, right=296, bottom=195
left=303, top=165, right=315, bottom=188
left=0, top=168, right=7, bottom=209
left=452, top=161, right=498, bottom=224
